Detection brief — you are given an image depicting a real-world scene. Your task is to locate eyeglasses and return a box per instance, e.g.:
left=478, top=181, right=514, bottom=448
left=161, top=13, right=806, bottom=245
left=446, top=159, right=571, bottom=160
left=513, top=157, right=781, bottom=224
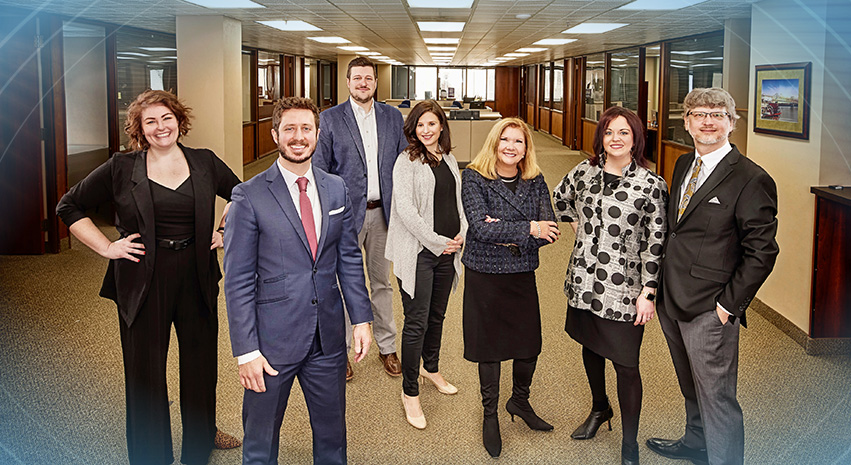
left=687, top=111, right=730, bottom=121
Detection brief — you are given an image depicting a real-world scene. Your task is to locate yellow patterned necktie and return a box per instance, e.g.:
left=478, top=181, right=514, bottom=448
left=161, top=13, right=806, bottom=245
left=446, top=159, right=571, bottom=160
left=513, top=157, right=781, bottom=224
left=677, top=157, right=703, bottom=221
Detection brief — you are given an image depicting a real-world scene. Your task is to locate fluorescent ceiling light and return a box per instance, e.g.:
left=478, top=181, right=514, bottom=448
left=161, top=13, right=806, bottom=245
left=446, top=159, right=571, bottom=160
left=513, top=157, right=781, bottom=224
left=359, top=52, right=380, bottom=56
left=408, top=0, right=473, bottom=7
left=691, top=63, right=718, bottom=67
left=338, top=46, right=369, bottom=51
left=562, top=23, right=627, bottom=34
left=418, top=22, right=465, bottom=32
left=308, top=36, right=350, bottom=44
left=617, top=0, right=705, bottom=10
left=670, top=59, right=690, bottom=63
left=374, top=56, right=390, bottom=60
left=430, top=52, right=456, bottom=56
left=533, top=38, right=576, bottom=45
left=259, top=20, right=320, bottom=31
left=427, top=46, right=457, bottom=52
left=516, top=48, right=547, bottom=53
left=504, top=53, right=529, bottom=57
left=586, top=61, right=605, bottom=64
left=117, top=56, right=136, bottom=60
left=138, top=47, right=176, bottom=52
left=118, top=52, right=150, bottom=57
left=424, top=38, right=460, bottom=44
left=671, top=50, right=711, bottom=55
left=611, top=58, right=628, bottom=61
left=184, top=0, right=264, bottom=8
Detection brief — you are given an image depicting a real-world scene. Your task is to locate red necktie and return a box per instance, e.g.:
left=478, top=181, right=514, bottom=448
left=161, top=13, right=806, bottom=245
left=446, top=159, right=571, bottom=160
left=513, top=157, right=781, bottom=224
left=296, top=177, right=318, bottom=259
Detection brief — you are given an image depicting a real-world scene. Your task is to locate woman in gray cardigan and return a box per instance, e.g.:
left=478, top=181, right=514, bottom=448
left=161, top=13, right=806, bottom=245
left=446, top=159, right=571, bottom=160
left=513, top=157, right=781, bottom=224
left=385, top=100, right=468, bottom=430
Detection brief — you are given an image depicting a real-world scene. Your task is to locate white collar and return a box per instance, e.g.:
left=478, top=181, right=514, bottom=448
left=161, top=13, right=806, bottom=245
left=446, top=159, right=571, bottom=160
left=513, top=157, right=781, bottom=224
left=276, top=158, right=316, bottom=189
left=694, top=141, right=732, bottom=170
left=349, top=96, right=374, bottom=116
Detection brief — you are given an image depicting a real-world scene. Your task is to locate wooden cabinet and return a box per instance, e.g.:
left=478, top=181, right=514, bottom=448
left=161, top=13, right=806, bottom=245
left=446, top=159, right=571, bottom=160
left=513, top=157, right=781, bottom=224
left=810, top=187, right=851, bottom=338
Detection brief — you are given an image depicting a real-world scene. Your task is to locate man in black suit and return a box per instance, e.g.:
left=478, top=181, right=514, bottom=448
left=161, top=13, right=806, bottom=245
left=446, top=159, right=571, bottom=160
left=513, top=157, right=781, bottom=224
left=647, top=87, right=779, bottom=465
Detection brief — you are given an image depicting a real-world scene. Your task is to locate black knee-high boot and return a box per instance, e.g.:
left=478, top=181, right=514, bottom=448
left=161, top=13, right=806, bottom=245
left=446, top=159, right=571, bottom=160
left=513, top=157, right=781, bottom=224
left=505, top=356, right=553, bottom=431
left=478, top=362, right=501, bottom=458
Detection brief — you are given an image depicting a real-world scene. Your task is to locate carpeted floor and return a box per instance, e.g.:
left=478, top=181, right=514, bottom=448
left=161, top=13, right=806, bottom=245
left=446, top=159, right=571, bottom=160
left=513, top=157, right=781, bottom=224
left=1, top=131, right=850, bottom=464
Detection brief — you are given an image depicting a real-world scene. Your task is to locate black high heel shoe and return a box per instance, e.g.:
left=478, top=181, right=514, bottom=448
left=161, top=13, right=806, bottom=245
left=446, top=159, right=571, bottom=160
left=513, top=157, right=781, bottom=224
left=505, top=397, right=554, bottom=431
left=570, top=406, right=614, bottom=439
left=622, top=441, right=639, bottom=465
left=483, top=414, right=502, bottom=458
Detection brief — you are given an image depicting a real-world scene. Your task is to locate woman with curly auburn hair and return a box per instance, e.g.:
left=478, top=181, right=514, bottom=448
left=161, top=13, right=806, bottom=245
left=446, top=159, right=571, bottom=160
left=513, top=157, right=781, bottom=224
left=57, top=89, right=241, bottom=464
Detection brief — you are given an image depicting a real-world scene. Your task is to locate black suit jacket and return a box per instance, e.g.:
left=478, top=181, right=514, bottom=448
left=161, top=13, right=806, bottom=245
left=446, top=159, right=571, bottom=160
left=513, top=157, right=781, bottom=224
left=57, top=145, right=241, bottom=327
left=658, top=145, right=779, bottom=326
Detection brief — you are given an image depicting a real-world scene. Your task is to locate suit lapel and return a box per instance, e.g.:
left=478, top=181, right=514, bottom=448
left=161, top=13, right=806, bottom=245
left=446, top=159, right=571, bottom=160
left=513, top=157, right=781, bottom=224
left=487, top=175, right=530, bottom=218
left=374, top=102, right=388, bottom=168
left=265, top=164, right=313, bottom=260
left=341, top=102, right=367, bottom=167
left=669, top=153, right=693, bottom=227
left=677, top=147, right=737, bottom=225
left=313, top=167, right=331, bottom=261
left=130, top=151, right=156, bottom=274
left=184, top=146, right=212, bottom=282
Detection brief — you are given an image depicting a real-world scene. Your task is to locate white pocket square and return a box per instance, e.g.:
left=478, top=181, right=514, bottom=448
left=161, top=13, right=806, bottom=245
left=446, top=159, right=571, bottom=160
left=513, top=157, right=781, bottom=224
left=329, top=206, right=345, bottom=215
left=708, top=196, right=721, bottom=205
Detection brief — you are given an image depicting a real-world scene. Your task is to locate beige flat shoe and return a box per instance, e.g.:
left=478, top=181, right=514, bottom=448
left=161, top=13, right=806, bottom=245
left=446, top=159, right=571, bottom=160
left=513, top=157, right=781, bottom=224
left=402, top=392, right=427, bottom=429
left=420, top=367, right=458, bottom=395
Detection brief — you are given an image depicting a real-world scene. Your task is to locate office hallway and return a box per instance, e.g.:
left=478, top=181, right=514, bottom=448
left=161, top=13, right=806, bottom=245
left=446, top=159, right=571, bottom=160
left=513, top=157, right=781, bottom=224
left=1, top=131, right=850, bottom=464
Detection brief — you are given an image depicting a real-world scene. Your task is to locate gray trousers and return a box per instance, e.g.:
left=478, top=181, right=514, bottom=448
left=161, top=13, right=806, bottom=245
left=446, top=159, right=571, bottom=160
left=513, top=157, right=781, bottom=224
left=658, top=308, right=744, bottom=465
left=345, top=207, right=397, bottom=355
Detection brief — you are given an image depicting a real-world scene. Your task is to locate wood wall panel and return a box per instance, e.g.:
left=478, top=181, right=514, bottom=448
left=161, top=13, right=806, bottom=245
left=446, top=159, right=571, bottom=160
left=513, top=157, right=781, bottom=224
left=582, top=119, right=596, bottom=155
left=494, top=67, right=520, bottom=118
left=660, top=141, right=692, bottom=187
left=258, top=119, right=277, bottom=156
left=552, top=111, right=563, bottom=140
left=525, top=104, right=535, bottom=125
left=243, top=124, right=256, bottom=165
left=539, top=109, right=550, bottom=134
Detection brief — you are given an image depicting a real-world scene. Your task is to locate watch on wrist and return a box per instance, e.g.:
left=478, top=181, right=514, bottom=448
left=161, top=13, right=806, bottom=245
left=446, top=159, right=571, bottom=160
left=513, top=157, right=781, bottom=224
left=643, top=291, right=656, bottom=302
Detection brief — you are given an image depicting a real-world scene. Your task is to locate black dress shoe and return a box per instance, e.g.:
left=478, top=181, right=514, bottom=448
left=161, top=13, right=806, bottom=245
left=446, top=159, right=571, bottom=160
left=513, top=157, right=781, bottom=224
left=483, top=414, right=501, bottom=458
left=621, top=442, right=639, bottom=465
left=646, top=438, right=708, bottom=465
left=505, top=397, right=554, bottom=431
left=570, top=407, right=613, bottom=439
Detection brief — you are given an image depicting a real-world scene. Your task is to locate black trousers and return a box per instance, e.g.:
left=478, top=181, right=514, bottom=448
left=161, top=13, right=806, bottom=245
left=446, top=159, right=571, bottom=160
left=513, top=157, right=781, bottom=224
left=118, top=246, right=218, bottom=465
left=399, top=249, right=455, bottom=396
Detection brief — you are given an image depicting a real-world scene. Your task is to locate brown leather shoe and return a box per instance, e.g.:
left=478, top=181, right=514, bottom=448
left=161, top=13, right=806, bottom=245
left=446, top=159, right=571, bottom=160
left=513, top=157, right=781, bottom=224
left=378, top=352, right=402, bottom=377
left=346, top=359, right=354, bottom=382
left=214, top=428, right=242, bottom=449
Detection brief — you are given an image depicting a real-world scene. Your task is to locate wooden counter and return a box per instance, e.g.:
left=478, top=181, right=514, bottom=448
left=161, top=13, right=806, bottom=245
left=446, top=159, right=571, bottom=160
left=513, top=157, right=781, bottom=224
left=809, top=186, right=851, bottom=338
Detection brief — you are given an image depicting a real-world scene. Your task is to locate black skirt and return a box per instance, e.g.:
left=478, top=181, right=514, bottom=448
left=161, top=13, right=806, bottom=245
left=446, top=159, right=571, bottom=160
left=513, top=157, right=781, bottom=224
left=566, top=305, right=644, bottom=367
left=463, top=268, right=542, bottom=362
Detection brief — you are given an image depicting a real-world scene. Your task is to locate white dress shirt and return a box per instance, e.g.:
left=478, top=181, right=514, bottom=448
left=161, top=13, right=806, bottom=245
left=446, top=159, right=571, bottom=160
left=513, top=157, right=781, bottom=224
left=238, top=161, right=323, bottom=365
left=349, top=97, right=380, bottom=202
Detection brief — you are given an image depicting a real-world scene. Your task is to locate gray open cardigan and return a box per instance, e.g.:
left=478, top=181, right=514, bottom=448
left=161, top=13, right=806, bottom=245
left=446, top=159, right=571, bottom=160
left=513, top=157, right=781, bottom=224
left=385, top=150, right=468, bottom=298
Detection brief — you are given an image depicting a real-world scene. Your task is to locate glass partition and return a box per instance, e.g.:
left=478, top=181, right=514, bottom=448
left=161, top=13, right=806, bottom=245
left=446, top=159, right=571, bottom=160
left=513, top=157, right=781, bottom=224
left=439, top=68, right=463, bottom=100
left=665, top=32, right=724, bottom=146
left=584, top=53, right=605, bottom=121
left=609, top=48, right=640, bottom=112
left=541, top=64, right=551, bottom=108
left=392, top=66, right=410, bottom=99
left=414, top=66, right=437, bottom=100
left=467, top=68, right=487, bottom=100
left=553, top=65, right=564, bottom=111
left=258, top=51, right=279, bottom=119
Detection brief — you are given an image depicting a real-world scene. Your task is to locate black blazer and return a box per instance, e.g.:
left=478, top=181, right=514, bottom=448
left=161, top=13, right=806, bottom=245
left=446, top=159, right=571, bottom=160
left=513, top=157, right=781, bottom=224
left=57, top=145, right=241, bottom=327
left=658, top=145, right=779, bottom=326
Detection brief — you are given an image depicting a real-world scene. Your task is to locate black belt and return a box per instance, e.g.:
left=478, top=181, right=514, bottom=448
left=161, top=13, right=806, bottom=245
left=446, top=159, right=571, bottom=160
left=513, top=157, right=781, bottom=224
left=366, top=199, right=382, bottom=210
left=156, top=237, right=195, bottom=250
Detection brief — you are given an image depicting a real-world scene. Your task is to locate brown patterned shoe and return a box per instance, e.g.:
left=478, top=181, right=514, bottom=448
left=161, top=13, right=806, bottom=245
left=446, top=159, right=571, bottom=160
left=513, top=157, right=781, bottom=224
left=346, top=359, right=354, bottom=382
left=214, top=429, right=242, bottom=449
left=378, top=352, right=402, bottom=377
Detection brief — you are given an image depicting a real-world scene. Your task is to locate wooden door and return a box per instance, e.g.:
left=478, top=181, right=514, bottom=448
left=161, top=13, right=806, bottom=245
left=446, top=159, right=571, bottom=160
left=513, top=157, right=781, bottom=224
left=0, top=12, right=45, bottom=254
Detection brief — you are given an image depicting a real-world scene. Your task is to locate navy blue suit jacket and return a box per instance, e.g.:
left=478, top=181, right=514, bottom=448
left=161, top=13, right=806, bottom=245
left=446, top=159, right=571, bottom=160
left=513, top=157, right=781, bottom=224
left=314, top=99, right=407, bottom=228
left=223, top=162, right=372, bottom=365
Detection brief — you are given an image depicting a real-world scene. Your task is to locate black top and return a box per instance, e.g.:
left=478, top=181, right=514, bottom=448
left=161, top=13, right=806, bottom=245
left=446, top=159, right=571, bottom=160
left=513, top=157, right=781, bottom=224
left=603, top=171, right=620, bottom=185
left=498, top=172, right=520, bottom=193
left=431, top=158, right=460, bottom=238
left=151, top=177, right=195, bottom=239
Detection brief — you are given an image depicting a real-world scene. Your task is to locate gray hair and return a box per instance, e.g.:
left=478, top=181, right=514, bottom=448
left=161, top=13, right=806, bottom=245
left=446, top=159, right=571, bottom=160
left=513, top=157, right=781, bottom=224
left=683, top=87, right=740, bottom=129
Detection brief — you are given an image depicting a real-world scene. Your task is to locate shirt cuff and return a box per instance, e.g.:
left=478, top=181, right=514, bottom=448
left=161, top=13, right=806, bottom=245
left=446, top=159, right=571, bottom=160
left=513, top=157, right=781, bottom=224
left=716, top=302, right=733, bottom=316
left=237, top=350, right=262, bottom=365
left=352, top=322, right=371, bottom=327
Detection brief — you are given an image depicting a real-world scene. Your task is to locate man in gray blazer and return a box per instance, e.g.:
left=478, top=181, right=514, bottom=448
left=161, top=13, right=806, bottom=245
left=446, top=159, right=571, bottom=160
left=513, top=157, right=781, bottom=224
left=647, top=88, right=779, bottom=465
left=314, top=56, right=408, bottom=380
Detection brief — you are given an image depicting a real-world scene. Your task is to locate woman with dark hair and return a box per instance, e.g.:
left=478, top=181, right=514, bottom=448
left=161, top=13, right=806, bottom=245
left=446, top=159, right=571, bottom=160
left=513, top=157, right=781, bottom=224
left=553, top=106, right=668, bottom=465
left=461, top=117, right=559, bottom=458
left=57, top=90, right=241, bottom=464
left=385, top=100, right=467, bottom=429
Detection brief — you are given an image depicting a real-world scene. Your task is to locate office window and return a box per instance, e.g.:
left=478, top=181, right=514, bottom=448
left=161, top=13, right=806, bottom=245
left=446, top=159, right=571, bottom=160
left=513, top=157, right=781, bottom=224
left=414, top=66, right=437, bottom=100
left=258, top=51, right=280, bottom=119
left=525, top=65, right=536, bottom=105
left=115, top=28, right=177, bottom=151
left=467, top=68, right=487, bottom=100
left=584, top=53, right=605, bottom=121
left=486, top=68, right=495, bottom=101
left=665, top=32, right=724, bottom=146
left=553, top=65, right=564, bottom=111
left=609, top=48, right=640, bottom=112
left=392, top=66, right=410, bottom=99
left=439, top=68, right=463, bottom=100
left=542, top=64, right=551, bottom=109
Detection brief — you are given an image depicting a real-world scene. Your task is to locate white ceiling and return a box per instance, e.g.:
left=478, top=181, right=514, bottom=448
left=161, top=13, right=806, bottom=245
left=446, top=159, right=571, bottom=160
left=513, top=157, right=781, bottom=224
left=1, top=0, right=756, bottom=65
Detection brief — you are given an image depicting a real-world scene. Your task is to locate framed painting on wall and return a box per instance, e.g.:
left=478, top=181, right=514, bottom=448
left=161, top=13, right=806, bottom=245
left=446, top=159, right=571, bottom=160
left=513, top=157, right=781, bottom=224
left=754, top=62, right=811, bottom=140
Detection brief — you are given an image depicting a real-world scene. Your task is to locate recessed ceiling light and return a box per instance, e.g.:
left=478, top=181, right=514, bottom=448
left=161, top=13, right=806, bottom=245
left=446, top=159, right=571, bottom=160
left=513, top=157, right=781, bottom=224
left=670, top=59, right=691, bottom=63
left=338, top=46, right=369, bottom=51
left=611, top=58, right=628, bottom=62
left=671, top=50, right=712, bottom=55
left=408, top=0, right=472, bottom=7
left=138, top=47, right=176, bottom=52
left=430, top=52, right=456, bottom=56
left=374, top=56, right=390, bottom=60
left=504, top=53, right=529, bottom=57
left=617, top=0, right=705, bottom=10
left=428, top=46, right=457, bottom=52
left=184, top=0, right=264, bottom=8
left=516, top=48, right=547, bottom=53
left=258, top=20, right=320, bottom=31
left=118, top=52, right=150, bottom=57
left=359, top=52, right=380, bottom=56
left=308, top=36, right=350, bottom=44
left=515, top=13, right=531, bottom=20
left=533, top=38, right=577, bottom=45
left=418, top=22, right=465, bottom=32
left=117, top=56, right=136, bottom=60
left=563, top=23, right=628, bottom=34
left=424, top=38, right=460, bottom=44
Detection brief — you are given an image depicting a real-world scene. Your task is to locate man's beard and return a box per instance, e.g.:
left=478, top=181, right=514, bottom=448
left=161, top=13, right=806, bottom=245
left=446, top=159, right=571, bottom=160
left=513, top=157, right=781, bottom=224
left=278, top=140, right=313, bottom=164
left=351, top=88, right=374, bottom=104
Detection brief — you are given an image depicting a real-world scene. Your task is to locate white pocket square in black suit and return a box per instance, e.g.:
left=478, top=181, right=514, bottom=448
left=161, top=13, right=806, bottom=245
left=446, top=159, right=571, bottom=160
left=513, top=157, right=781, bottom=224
left=708, top=196, right=721, bottom=205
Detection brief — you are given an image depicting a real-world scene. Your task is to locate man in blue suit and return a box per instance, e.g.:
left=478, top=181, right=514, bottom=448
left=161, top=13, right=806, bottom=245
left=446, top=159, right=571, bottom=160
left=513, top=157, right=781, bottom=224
left=314, top=56, right=408, bottom=380
left=224, top=97, right=373, bottom=465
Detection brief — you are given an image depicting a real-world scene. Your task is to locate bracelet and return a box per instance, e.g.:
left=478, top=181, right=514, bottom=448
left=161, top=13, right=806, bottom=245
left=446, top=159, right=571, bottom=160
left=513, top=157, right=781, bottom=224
left=533, top=221, right=541, bottom=239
